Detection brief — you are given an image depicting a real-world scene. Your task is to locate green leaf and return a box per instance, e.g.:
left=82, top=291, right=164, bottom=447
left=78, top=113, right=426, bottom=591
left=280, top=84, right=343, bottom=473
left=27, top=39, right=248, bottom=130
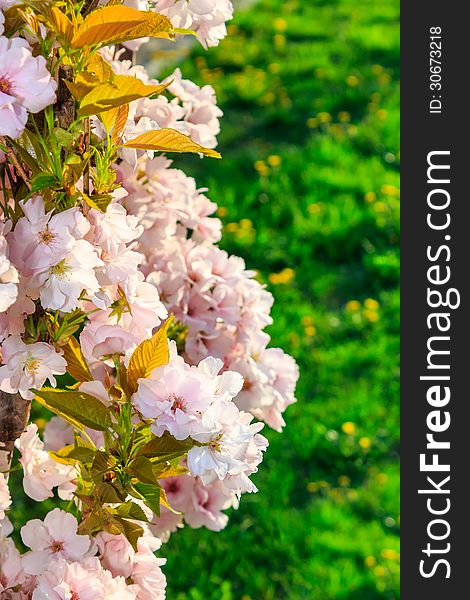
left=82, top=193, right=114, bottom=213
left=34, top=388, right=113, bottom=432
left=137, top=432, right=193, bottom=460
left=90, top=450, right=117, bottom=479
left=110, top=516, right=144, bottom=551
left=78, top=509, right=104, bottom=536
left=115, top=501, right=149, bottom=522
left=94, top=482, right=126, bottom=503
left=31, top=173, right=58, bottom=193
left=132, top=481, right=161, bottom=517
left=128, top=455, right=157, bottom=485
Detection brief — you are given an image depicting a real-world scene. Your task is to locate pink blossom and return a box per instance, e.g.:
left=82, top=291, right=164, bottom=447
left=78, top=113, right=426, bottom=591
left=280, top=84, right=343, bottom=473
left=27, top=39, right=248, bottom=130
left=14, top=424, right=76, bottom=501
left=183, top=477, right=231, bottom=531
left=0, top=536, right=28, bottom=596
left=96, top=532, right=135, bottom=579
left=8, top=196, right=90, bottom=276
left=0, top=36, right=57, bottom=138
left=32, top=558, right=106, bottom=600
left=0, top=471, right=11, bottom=519
left=153, top=0, right=233, bottom=48
left=21, top=508, right=91, bottom=575
left=0, top=221, right=18, bottom=312
left=0, top=336, right=67, bottom=400
left=38, top=239, right=102, bottom=312
left=43, top=416, right=74, bottom=452
left=131, top=539, right=167, bottom=600
left=133, top=360, right=212, bottom=439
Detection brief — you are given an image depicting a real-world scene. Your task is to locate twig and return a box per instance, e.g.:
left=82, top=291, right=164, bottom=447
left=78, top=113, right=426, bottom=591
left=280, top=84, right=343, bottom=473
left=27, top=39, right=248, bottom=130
left=83, top=117, right=91, bottom=195
left=0, top=136, right=32, bottom=191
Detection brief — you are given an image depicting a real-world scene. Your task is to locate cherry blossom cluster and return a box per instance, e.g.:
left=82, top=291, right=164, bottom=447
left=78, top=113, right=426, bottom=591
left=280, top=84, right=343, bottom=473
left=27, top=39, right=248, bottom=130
left=118, top=0, right=234, bottom=50
left=1, top=507, right=167, bottom=598
left=0, top=0, right=298, bottom=596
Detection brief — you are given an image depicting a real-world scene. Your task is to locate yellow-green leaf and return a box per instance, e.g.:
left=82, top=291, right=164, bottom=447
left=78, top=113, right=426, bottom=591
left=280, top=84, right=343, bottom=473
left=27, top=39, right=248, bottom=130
left=34, top=388, right=113, bottom=432
left=120, top=128, right=222, bottom=159
left=78, top=75, right=170, bottom=117
left=127, top=317, right=173, bottom=393
left=62, top=336, right=93, bottom=383
left=137, top=432, right=193, bottom=460
left=132, top=481, right=161, bottom=517
left=71, top=6, right=174, bottom=49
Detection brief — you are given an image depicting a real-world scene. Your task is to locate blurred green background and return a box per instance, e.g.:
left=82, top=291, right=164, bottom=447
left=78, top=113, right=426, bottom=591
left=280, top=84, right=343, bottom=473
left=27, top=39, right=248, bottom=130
left=9, top=0, right=400, bottom=597
left=159, top=0, right=400, bottom=598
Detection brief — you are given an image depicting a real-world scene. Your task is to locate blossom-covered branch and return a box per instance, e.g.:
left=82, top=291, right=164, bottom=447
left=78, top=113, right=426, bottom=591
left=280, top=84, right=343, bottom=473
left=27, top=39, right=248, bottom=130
left=0, top=1, right=298, bottom=597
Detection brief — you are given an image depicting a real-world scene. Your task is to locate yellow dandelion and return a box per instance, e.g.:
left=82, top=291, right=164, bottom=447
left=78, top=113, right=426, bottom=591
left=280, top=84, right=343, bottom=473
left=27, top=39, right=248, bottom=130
left=364, top=310, right=379, bottom=323
left=305, top=325, right=316, bottom=337
left=267, top=155, right=282, bottom=167
left=216, top=206, right=228, bottom=217
left=364, top=298, right=379, bottom=310
left=359, top=437, right=371, bottom=449
left=342, top=421, right=356, bottom=435
left=273, top=17, right=288, bottom=31
left=345, top=300, right=361, bottom=312
left=307, top=117, right=318, bottom=128
left=364, top=191, right=376, bottom=203
left=308, top=203, right=322, bottom=214
left=346, top=74, right=360, bottom=87
left=365, top=556, right=377, bottom=568
left=307, top=482, right=319, bottom=493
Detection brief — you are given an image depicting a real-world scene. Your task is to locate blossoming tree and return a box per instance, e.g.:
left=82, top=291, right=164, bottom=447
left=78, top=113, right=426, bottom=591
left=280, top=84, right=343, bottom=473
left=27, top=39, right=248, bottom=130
left=0, top=1, right=299, bottom=597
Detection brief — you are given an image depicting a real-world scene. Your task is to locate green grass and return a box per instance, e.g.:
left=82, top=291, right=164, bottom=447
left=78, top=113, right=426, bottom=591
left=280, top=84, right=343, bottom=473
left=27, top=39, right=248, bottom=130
left=157, top=0, right=400, bottom=598
left=7, top=0, right=399, bottom=597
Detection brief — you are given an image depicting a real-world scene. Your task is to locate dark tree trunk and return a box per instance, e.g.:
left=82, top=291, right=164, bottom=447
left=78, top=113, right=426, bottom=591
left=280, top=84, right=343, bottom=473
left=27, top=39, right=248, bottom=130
left=0, top=392, right=30, bottom=475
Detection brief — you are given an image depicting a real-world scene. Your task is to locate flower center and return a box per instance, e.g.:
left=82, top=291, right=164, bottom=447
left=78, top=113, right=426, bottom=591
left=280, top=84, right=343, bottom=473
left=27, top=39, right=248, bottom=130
left=50, top=259, right=71, bottom=280
left=50, top=540, right=64, bottom=553
left=0, top=76, right=13, bottom=95
left=170, top=394, right=187, bottom=413
left=71, top=593, right=79, bottom=600
left=209, top=435, right=223, bottom=452
left=39, top=227, right=55, bottom=245
left=24, top=356, right=41, bottom=374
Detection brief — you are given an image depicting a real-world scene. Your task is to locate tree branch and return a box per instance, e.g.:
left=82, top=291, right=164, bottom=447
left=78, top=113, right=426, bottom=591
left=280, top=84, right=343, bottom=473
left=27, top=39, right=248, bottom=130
left=0, top=392, right=30, bottom=477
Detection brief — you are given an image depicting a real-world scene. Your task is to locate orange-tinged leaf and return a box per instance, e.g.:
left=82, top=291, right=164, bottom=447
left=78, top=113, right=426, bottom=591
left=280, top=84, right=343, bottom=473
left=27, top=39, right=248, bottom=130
left=78, top=75, right=170, bottom=116
left=127, top=317, right=173, bottom=393
left=120, top=128, right=222, bottom=158
left=43, top=6, right=74, bottom=43
left=62, top=336, right=93, bottom=383
left=71, top=6, right=174, bottom=49
left=112, top=103, right=130, bottom=145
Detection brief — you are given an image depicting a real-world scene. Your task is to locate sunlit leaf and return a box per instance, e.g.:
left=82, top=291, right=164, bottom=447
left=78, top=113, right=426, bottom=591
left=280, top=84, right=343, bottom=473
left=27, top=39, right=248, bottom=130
left=115, top=501, right=149, bottom=522
left=42, top=6, right=74, bottom=44
left=132, top=481, right=161, bottom=517
left=129, top=455, right=157, bottom=485
left=34, top=388, right=113, bottom=432
left=137, top=432, right=193, bottom=460
left=127, top=317, right=173, bottom=393
left=94, top=482, right=126, bottom=503
left=71, top=6, right=174, bottom=49
left=78, top=75, right=170, bottom=116
left=120, top=128, right=222, bottom=158
left=61, top=336, right=93, bottom=383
